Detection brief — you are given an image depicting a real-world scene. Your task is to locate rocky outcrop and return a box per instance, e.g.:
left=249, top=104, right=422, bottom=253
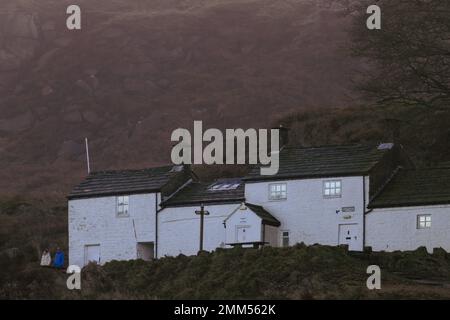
left=0, top=0, right=362, bottom=196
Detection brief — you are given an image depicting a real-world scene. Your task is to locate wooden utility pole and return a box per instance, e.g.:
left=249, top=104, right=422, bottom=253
left=195, top=204, right=209, bottom=252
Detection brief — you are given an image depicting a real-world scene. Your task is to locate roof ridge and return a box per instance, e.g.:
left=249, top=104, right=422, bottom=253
left=402, top=166, right=450, bottom=171
left=216, top=177, right=243, bottom=181
left=90, top=164, right=175, bottom=175
left=245, top=202, right=263, bottom=208
left=284, top=143, right=379, bottom=150
left=68, top=164, right=186, bottom=200
left=369, top=166, right=402, bottom=204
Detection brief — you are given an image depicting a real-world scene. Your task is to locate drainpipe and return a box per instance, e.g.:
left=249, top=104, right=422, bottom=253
left=362, top=176, right=366, bottom=249
left=155, top=192, right=160, bottom=259
left=362, top=176, right=374, bottom=250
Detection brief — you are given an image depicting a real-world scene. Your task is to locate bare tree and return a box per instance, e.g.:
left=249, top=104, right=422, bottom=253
left=350, top=0, right=450, bottom=109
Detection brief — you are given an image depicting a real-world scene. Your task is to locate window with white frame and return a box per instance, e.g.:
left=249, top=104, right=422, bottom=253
left=323, top=180, right=342, bottom=198
left=269, top=183, right=287, bottom=200
left=417, top=215, right=431, bottom=229
left=281, top=231, right=290, bottom=247
left=117, top=195, right=129, bottom=216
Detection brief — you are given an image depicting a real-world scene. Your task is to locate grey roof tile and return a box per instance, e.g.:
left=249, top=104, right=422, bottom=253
left=68, top=165, right=182, bottom=199
left=245, top=203, right=280, bottom=227
left=244, top=144, right=392, bottom=181
left=369, top=167, right=450, bottom=208
left=162, top=178, right=244, bottom=207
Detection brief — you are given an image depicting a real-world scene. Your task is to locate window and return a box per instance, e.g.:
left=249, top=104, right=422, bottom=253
left=117, top=195, right=129, bottom=216
left=417, top=215, right=431, bottom=229
left=269, top=183, right=287, bottom=200
left=281, top=231, right=290, bottom=247
left=208, top=180, right=241, bottom=191
left=323, top=180, right=342, bottom=198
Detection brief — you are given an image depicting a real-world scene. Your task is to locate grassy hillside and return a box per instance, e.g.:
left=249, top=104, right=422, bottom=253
left=194, top=104, right=450, bottom=181
left=76, top=245, right=450, bottom=299
left=2, top=199, right=450, bottom=299
left=278, top=105, right=450, bottom=167
left=0, top=198, right=67, bottom=298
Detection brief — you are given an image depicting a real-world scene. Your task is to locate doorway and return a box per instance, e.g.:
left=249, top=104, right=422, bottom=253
left=236, top=225, right=250, bottom=243
left=84, top=244, right=100, bottom=265
left=136, top=242, right=154, bottom=261
left=338, top=224, right=359, bottom=251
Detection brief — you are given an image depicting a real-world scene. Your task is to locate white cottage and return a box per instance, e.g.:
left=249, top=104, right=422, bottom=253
left=68, top=142, right=450, bottom=267
left=242, top=143, right=412, bottom=251
left=68, top=165, right=191, bottom=266
left=367, top=167, right=450, bottom=253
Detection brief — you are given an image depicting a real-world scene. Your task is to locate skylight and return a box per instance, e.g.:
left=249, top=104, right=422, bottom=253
left=377, top=143, right=394, bottom=150
left=208, top=181, right=240, bottom=191
left=170, top=165, right=184, bottom=172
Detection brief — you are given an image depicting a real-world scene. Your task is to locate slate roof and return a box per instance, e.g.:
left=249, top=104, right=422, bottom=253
left=162, top=178, right=245, bottom=207
left=245, top=203, right=280, bottom=227
left=368, top=167, right=450, bottom=208
left=244, top=143, right=394, bottom=182
left=68, top=165, right=183, bottom=199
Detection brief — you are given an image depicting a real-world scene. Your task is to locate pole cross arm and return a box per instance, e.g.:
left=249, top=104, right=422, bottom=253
left=196, top=205, right=210, bottom=252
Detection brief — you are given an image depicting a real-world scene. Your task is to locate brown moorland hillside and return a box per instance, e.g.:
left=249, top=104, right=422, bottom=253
left=0, top=0, right=360, bottom=198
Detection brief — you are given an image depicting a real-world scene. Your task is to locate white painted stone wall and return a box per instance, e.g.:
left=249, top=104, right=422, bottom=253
left=245, top=176, right=370, bottom=251
left=68, top=193, right=158, bottom=267
left=366, top=204, right=450, bottom=253
left=158, top=203, right=240, bottom=257
left=264, top=224, right=279, bottom=247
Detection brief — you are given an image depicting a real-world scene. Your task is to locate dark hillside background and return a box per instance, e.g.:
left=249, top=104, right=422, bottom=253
left=0, top=0, right=361, bottom=198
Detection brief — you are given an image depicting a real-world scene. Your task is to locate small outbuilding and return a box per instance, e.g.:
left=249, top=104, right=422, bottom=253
left=224, top=203, right=280, bottom=247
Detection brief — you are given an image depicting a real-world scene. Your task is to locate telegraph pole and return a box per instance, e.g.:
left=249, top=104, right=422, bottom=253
left=195, top=204, right=209, bottom=252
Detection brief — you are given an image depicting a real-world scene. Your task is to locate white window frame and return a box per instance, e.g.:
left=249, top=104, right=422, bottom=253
left=117, top=195, right=129, bottom=217
left=281, top=230, right=290, bottom=247
left=417, top=214, right=431, bottom=229
left=323, top=180, right=342, bottom=198
left=268, top=183, right=287, bottom=201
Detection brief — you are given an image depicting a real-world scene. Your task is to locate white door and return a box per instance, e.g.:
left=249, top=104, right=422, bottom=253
left=85, top=244, right=100, bottom=265
left=338, top=224, right=359, bottom=251
left=236, top=226, right=249, bottom=243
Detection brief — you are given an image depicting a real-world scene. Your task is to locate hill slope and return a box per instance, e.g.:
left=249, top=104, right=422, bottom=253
left=2, top=199, right=450, bottom=299
left=0, top=0, right=360, bottom=198
left=278, top=105, right=450, bottom=167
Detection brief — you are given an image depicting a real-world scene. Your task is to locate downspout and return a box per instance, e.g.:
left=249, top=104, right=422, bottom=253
left=363, top=176, right=366, bottom=249
left=362, top=176, right=374, bottom=250
left=155, top=192, right=160, bottom=259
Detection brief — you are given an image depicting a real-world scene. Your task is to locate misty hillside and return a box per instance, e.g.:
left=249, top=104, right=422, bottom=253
left=279, top=105, right=450, bottom=168
left=0, top=0, right=360, bottom=198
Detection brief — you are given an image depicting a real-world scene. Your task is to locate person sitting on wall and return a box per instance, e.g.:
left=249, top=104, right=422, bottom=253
left=40, top=249, right=51, bottom=267
left=53, top=247, right=65, bottom=269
